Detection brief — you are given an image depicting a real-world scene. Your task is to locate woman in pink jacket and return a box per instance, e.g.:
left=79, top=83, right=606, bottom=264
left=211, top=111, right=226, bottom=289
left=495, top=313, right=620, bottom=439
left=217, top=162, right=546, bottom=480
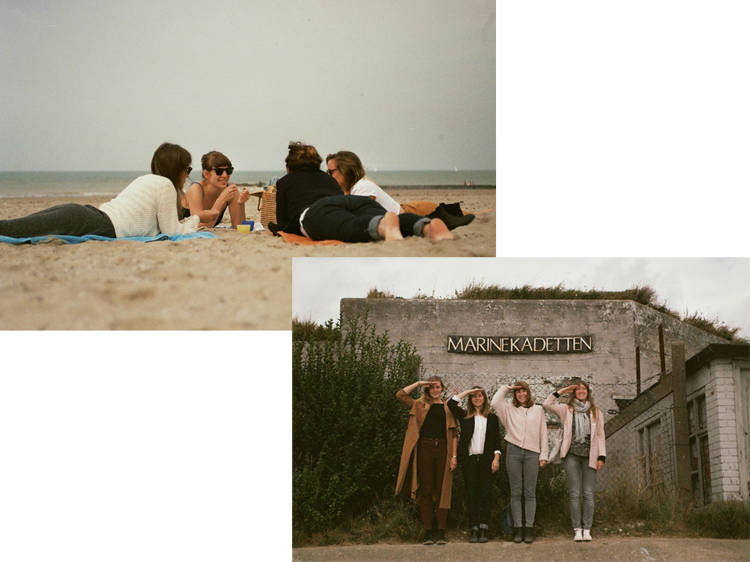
left=490, top=382, right=548, bottom=544
left=543, top=380, right=606, bottom=542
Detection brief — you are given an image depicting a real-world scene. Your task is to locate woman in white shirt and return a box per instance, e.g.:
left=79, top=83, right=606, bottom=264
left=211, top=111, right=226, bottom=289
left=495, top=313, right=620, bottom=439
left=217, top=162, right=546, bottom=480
left=447, top=386, right=502, bottom=543
left=325, top=151, right=475, bottom=229
left=0, top=143, right=201, bottom=238
left=491, top=382, right=548, bottom=544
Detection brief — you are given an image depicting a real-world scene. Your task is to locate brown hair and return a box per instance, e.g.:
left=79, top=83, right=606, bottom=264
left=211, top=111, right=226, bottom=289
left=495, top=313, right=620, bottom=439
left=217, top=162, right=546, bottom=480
left=465, top=386, right=490, bottom=418
left=325, top=151, right=365, bottom=193
left=418, top=375, right=445, bottom=407
left=201, top=151, right=232, bottom=173
left=512, top=380, right=535, bottom=408
left=150, top=142, right=191, bottom=211
left=285, top=141, right=322, bottom=171
left=567, top=378, right=598, bottom=422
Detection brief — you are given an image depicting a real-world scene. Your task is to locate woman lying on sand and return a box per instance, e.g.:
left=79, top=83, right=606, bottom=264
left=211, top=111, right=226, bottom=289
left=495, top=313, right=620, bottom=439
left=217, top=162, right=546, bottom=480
left=274, top=142, right=452, bottom=242
left=325, top=150, right=474, bottom=230
left=0, top=143, right=201, bottom=239
left=183, top=151, right=250, bottom=228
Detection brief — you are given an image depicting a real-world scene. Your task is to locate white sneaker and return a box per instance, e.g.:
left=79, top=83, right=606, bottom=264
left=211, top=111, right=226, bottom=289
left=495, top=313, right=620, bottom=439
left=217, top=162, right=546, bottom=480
left=582, top=529, right=592, bottom=541
left=574, top=529, right=583, bottom=541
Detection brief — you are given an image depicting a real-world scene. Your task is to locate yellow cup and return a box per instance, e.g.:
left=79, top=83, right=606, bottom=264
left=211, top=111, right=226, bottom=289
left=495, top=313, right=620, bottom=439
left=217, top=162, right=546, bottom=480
left=237, top=224, right=251, bottom=233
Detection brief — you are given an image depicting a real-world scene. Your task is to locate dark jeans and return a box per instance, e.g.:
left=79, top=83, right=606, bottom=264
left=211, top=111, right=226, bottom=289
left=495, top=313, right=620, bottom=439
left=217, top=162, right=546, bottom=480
left=0, top=203, right=116, bottom=238
left=416, top=437, right=449, bottom=530
left=461, top=455, right=493, bottom=529
left=301, top=195, right=429, bottom=242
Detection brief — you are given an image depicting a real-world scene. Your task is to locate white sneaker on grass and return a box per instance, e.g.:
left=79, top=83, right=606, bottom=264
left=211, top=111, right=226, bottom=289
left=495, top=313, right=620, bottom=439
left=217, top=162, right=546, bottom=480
left=582, top=529, right=592, bottom=541
left=574, top=529, right=583, bottom=541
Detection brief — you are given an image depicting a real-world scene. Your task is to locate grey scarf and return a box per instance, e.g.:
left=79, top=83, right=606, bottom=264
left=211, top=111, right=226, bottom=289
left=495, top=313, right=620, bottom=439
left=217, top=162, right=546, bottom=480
left=572, top=399, right=591, bottom=444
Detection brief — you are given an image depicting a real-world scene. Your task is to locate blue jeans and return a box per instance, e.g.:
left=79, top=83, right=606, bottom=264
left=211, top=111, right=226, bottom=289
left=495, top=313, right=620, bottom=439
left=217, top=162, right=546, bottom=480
left=505, top=443, right=539, bottom=527
left=563, top=453, right=597, bottom=530
left=301, top=195, right=429, bottom=242
left=0, top=203, right=116, bottom=238
left=461, top=455, right=493, bottom=529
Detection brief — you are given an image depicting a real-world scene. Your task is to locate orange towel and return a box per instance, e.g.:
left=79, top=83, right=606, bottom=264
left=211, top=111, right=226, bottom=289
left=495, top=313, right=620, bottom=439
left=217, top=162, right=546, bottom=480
left=279, top=232, right=347, bottom=246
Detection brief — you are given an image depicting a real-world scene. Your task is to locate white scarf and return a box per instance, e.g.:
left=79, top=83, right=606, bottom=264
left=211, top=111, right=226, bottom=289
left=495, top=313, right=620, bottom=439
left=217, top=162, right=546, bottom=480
left=572, top=399, right=591, bottom=444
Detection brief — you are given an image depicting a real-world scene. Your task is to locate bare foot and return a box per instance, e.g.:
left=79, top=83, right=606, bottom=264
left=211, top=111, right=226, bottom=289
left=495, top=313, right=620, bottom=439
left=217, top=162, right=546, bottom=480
left=377, top=212, right=404, bottom=241
left=423, top=218, right=453, bottom=241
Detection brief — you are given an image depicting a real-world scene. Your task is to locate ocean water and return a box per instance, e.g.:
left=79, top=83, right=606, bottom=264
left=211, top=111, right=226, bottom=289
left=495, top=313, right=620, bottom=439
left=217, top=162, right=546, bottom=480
left=0, top=170, right=495, bottom=198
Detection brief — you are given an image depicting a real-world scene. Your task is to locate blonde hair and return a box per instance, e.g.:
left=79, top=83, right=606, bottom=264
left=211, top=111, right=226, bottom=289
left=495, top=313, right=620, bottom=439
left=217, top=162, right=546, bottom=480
left=418, top=375, right=444, bottom=406
left=512, top=380, right=535, bottom=408
left=465, top=386, right=490, bottom=418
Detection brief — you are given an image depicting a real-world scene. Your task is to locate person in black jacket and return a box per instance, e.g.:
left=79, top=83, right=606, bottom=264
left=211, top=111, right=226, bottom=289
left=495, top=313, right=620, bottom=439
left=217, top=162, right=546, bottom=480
left=448, top=386, right=502, bottom=543
left=274, top=141, right=452, bottom=242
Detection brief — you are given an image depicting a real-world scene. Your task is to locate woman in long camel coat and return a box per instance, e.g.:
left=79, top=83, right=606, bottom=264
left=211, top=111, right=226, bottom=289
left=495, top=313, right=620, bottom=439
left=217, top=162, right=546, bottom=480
left=396, top=376, right=458, bottom=546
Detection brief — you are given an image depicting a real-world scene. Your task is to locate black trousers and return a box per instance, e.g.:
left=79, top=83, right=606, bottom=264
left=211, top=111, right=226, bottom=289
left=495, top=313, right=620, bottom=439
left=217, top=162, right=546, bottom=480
left=0, top=203, right=116, bottom=238
left=461, top=455, right=493, bottom=529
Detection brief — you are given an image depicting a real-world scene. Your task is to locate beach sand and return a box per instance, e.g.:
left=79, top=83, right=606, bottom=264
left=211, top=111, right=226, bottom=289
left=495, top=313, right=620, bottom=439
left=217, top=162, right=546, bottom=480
left=0, top=188, right=495, bottom=330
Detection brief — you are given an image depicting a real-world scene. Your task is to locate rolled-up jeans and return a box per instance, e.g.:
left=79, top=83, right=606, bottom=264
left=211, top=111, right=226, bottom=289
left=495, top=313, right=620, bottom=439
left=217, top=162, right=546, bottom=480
left=563, top=453, right=596, bottom=530
left=301, top=195, right=430, bottom=242
left=505, top=442, right=540, bottom=527
left=0, top=203, right=116, bottom=238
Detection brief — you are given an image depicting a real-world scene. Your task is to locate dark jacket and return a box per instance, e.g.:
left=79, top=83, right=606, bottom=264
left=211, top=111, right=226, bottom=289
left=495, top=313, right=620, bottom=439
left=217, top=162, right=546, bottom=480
left=447, top=397, right=502, bottom=463
left=275, top=166, right=343, bottom=235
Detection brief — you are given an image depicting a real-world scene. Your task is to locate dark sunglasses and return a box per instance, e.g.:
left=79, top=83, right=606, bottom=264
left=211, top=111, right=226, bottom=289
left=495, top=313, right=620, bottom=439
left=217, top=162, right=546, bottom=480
left=211, top=167, right=234, bottom=176
left=327, top=167, right=339, bottom=176
left=185, top=167, right=193, bottom=175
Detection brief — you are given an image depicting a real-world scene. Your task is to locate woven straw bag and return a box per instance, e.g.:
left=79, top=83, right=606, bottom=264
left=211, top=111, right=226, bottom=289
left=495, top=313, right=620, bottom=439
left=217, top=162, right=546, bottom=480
left=251, top=185, right=277, bottom=228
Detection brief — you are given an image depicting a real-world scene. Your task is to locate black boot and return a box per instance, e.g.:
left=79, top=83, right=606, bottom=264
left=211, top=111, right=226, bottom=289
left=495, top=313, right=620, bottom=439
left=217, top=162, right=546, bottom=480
left=478, top=528, right=488, bottom=543
left=469, top=528, right=479, bottom=543
left=421, top=529, right=434, bottom=545
left=435, top=529, right=447, bottom=545
left=439, top=201, right=466, bottom=217
left=426, top=204, right=475, bottom=230
left=513, top=527, right=524, bottom=543
left=524, top=527, right=534, bottom=544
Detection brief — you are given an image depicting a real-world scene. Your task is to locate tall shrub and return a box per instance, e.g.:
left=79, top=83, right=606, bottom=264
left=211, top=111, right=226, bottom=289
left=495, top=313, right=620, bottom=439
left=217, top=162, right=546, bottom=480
left=293, top=315, right=423, bottom=533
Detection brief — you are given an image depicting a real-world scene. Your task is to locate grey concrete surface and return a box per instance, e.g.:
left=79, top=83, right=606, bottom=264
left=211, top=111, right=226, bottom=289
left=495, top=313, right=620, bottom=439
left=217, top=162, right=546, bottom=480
left=293, top=537, right=749, bottom=562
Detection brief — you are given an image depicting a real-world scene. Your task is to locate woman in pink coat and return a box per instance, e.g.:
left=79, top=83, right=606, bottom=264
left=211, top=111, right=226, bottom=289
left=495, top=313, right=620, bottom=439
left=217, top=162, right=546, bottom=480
left=543, top=380, right=606, bottom=542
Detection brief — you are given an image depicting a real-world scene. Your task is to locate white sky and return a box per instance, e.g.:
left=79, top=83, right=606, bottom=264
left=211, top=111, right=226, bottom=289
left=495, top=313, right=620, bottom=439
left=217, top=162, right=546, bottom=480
left=293, top=257, right=750, bottom=340
left=0, top=0, right=495, bottom=171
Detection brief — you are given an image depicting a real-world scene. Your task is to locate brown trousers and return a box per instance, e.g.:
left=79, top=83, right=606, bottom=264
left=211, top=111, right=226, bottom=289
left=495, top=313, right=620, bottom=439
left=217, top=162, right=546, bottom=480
left=417, top=437, right=449, bottom=529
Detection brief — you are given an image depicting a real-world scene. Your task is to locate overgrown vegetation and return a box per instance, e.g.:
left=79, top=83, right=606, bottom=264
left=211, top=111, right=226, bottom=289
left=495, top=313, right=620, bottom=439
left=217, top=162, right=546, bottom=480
left=363, top=281, right=747, bottom=343
left=293, top=315, right=422, bottom=543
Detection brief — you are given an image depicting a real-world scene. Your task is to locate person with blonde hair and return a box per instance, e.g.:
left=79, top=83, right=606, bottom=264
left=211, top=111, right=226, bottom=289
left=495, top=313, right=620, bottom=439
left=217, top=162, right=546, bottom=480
left=447, top=386, right=502, bottom=543
left=183, top=151, right=250, bottom=228
left=543, top=379, right=606, bottom=542
left=396, top=377, right=458, bottom=545
left=491, top=381, right=548, bottom=544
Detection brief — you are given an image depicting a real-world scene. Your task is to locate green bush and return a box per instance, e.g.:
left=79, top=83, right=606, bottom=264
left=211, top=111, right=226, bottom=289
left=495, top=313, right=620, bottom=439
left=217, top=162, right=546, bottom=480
left=687, top=500, right=750, bottom=538
left=292, top=315, right=422, bottom=536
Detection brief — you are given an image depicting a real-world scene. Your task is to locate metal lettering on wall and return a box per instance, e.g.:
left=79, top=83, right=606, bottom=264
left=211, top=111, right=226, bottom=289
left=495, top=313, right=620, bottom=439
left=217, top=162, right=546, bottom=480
left=447, top=335, right=594, bottom=354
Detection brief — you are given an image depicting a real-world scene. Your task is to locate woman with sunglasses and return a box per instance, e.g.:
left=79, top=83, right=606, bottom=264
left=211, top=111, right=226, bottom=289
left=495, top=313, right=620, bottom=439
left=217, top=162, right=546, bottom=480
left=490, top=381, right=548, bottom=544
left=183, top=151, right=250, bottom=228
left=447, top=386, right=502, bottom=543
left=0, top=143, right=201, bottom=239
left=275, top=142, right=453, bottom=242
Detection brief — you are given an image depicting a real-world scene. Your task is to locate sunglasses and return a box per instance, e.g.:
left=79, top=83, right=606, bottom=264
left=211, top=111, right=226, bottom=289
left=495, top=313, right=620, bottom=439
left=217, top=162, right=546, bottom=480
left=211, top=167, right=234, bottom=176
left=327, top=167, right=339, bottom=176
left=185, top=167, right=193, bottom=175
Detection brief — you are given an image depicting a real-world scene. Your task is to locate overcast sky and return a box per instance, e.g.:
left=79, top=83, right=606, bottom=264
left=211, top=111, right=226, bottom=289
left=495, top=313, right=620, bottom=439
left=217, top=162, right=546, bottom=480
left=293, top=257, right=750, bottom=339
left=0, top=0, right=495, bottom=171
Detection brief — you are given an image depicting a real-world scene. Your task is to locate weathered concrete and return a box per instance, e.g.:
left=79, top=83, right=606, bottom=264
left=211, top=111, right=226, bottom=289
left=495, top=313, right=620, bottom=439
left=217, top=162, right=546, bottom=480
left=293, top=537, right=750, bottom=562
left=340, top=299, right=729, bottom=387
